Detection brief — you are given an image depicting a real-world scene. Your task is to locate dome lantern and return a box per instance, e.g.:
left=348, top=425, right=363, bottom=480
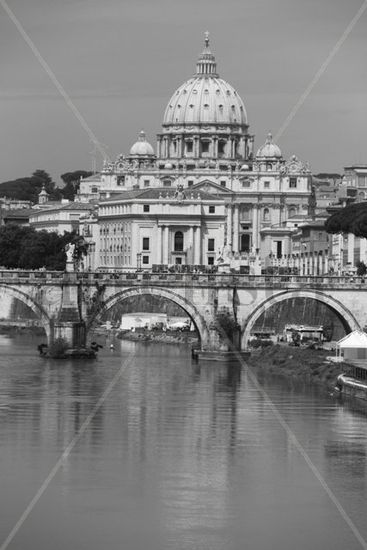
left=195, top=31, right=218, bottom=77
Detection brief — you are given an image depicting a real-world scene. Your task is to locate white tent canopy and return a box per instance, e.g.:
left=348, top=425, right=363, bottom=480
left=336, top=330, right=367, bottom=364
left=337, top=331, right=367, bottom=349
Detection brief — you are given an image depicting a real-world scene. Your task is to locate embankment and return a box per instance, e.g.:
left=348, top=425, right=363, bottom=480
left=247, top=345, right=353, bottom=390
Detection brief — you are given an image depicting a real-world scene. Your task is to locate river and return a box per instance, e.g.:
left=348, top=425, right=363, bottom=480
left=1, top=334, right=367, bottom=550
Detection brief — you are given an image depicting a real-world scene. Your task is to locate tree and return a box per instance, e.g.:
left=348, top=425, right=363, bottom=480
left=0, top=169, right=61, bottom=203
left=0, top=224, right=69, bottom=270
left=60, top=171, right=93, bottom=200
left=325, top=203, right=367, bottom=238
left=356, top=261, right=367, bottom=277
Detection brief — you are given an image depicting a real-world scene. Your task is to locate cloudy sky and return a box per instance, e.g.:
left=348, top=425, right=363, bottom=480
left=0, top=0, right=366, bottom=183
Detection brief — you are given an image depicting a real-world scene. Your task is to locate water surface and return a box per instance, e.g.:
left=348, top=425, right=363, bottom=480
left=1, top=334, right=367, bottom=550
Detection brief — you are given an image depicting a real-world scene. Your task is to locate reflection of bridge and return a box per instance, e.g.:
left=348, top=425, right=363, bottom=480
left=0, top=270, right=366, bottom=350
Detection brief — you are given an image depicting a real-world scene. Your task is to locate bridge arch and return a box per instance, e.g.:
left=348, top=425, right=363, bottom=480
left=87, top=286, right=210, bottom=349
left=0, top=284, right=52, bottom=341
left=242, top=289, right=361, bottom=348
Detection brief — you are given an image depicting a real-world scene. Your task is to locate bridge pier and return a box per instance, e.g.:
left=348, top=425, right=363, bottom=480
left=53, top=276, right=87, bottom=349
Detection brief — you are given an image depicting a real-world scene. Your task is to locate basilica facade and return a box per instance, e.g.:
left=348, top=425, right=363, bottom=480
left=78, top=34, right=312, bottom=270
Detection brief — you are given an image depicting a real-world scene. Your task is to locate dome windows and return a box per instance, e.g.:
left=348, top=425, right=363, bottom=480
left=192, top=89, right=198, bottom=94
left=204, top=103, right=209, bottom=109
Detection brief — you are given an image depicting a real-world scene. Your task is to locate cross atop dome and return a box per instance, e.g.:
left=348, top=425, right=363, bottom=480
left=196, top=31, right=218, bottom=77
left=204, top=31, right=210, bottom=49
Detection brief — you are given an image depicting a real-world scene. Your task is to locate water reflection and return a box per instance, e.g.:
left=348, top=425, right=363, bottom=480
left=0, top=337, right=367, bottom=550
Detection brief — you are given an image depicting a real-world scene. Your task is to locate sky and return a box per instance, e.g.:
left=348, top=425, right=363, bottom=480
left=0, top=0, right=366, bottom=184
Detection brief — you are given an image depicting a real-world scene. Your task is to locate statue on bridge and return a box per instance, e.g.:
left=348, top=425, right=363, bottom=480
left=215, top=243, right=232, bottom=272
left=65, top=243, right=76, bottom=271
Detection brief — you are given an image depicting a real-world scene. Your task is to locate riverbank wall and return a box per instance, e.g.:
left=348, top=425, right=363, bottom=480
left=246, top=345, right=354, bottom=392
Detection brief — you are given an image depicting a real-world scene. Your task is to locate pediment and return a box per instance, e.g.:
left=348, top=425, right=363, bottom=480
left=190, top=179, right=234, bottom=195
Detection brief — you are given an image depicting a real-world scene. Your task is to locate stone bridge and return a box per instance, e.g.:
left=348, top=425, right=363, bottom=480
left=0, top=270, right=366, bottom=351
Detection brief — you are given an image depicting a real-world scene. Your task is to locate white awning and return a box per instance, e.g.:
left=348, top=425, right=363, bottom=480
left=337, top=331, right=367, bottom=349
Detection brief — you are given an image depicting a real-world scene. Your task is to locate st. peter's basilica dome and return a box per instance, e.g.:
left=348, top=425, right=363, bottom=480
left=162, top=33, right=247, bottom=129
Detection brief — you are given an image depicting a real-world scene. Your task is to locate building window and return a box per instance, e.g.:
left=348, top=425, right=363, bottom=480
left=175, top=257, right=182, bottom=265
left=220, top=180, right=226, bottom=187
left=186, top=141, right=193, bottom=153
left=263, top=208, right=270, bottom=221
left=288, top=207, right=296, bottom=218
left=188, top=180, right=194, bottom=187
left=242, top=180, right=250, bottom=188
left=240, top=206, right=250, bottom=221
left=289, top=177, right=297, bottom=188
left=142, top=255, right=149, bottom=265
left=218, top=140, right=226, bottom=156
left=174, top=231, right=184, bottom=251
left=142, top=237, right=149, bottom=251
left=117, top=176, right=125, bottom=186
left=208, top=256, right=214, bottom=265
left=91, top=186, right=98, bottom=193
left=201, top=141, right=210, bottom=153
left=209, top=205, right=215, bottom=213
left=208, top=238, right=215, bottom=251
left=143, top=204, right=150, bottom=212
left=240, top=234, right=250, bottom=252
left=163, top=180, right=171, bottom=187
left=144, top=180, right=150, bottom=187
left=264, top=181, right=270, bottom=189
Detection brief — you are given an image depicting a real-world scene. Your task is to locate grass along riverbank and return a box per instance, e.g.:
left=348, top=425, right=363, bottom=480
left=246, top=345, right=353, bottom=390
left=117, top=329, right=199, bottom=346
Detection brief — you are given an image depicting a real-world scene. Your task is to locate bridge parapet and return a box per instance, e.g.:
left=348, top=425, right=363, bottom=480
left=75, top=272, right=367, bottom=290
left=0, top=270, right=366, bottom=290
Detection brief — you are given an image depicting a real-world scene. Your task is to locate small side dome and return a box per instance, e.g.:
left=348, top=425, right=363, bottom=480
left=256, top=133, right=282, bottom=159
left=129, top=130, right=155, bottom=156
left=164, top=162, right=173, bottom=169
left=240, top=164, right=249, bottom=171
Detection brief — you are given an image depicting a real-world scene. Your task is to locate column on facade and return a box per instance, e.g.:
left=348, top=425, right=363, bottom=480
left=227, top=205, right=233, bottom=247
left=157, top=226, right=163, bottom=264
left=213, top=137, right=218, bottom=158
left=163, top=226, right=169, bottom=264
left=157, top=137, right=161, bottom=159
left=347, top=233, right=355, bottom=266
left=178, top=135, right=184, bottom=158
left=188, top=226, right=194, bottom=264
left=252, top=206, right=258, bottom=251
left=164, top=137, right=169, bottom=158
left=233, top=204, right=239, bottom=253
left=320, top=252, right=324, bottom=275
left=194, top=226, right=202, bottom=264
left=194, top=136, right=200, bottom=158
left=360, top=238, right=367, bottom=263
